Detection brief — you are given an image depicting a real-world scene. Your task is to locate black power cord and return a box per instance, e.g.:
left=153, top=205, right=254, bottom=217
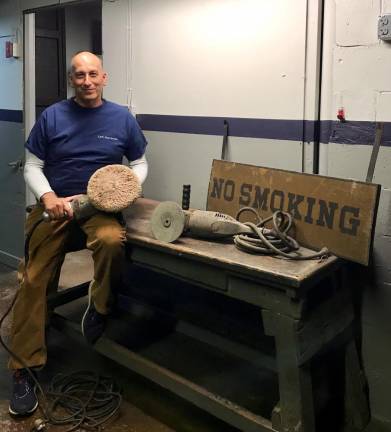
left=234, top=207, right=329, bottom=260
left=0, top=217, right=122, bottom=431
left=44, top=371, right=122, bottom=431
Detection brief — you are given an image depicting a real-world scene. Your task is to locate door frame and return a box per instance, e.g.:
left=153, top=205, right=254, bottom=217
left=24, top=12, right=36, bottom=206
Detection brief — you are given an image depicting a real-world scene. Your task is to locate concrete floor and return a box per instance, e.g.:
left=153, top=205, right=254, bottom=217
left=0, top=252, right=388, bottom=432
left=0, top=252, right=239, bottom=432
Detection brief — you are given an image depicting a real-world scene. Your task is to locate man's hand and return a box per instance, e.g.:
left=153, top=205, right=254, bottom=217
left=40, top=192, right=81, bottom=220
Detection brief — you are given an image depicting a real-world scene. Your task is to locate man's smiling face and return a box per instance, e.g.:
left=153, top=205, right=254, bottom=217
left=70, top=52, right=107, bottom=108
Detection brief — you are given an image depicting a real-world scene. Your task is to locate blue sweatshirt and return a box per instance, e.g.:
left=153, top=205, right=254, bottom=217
left=26, top=98, right=147, bottom=197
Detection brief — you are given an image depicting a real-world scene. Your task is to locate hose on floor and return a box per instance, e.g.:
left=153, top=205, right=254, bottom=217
left=234, top=207, right=329, bottom=260
left=0, top=218, right=122, bottom=431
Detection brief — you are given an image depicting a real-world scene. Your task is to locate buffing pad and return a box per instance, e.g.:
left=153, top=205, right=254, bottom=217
left=87, top=164, right=141, bottom=212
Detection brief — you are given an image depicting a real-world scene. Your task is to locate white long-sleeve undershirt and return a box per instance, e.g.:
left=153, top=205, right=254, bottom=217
left=24, top=149, right=148, bottom=201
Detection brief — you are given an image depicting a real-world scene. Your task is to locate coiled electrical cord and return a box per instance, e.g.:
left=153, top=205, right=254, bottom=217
left=44, top=371, right=122, bottom=431
left=0, top=215, right=122, bottom=431
left=234, top=207, right=329, bottom=260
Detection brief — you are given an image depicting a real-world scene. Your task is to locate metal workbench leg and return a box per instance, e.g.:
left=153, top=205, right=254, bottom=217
left=263, top=309, right=315, bottom=432
left=343, top=341, right=370, bottom=431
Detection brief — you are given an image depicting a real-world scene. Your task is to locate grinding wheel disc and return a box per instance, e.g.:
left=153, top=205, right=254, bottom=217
left=87, top=164, right=141, bottom=212
left=151, top=201, right=186, bottom=242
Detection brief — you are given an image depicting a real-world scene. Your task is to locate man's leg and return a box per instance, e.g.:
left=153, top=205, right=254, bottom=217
left=9, top=207, right=70, bottom=370
left=79, top=212, right=125, bottom=342
left=8, top=207, right=72, bottom=416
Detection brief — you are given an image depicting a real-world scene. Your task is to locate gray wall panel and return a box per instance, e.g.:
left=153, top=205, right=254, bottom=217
left=229, top=137, right=303, bottom=172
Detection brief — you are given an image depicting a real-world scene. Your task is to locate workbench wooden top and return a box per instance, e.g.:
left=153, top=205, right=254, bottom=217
left=124, top=198, right=340, bottom=289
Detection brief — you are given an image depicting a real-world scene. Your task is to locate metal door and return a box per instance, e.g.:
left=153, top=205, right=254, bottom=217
left=0, top=121, right=25, bottom=268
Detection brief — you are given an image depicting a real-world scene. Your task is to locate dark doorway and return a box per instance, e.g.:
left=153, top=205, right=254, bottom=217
left=35, top=8, right=67, bottom=119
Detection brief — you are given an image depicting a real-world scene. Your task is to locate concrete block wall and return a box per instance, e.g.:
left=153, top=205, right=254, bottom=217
left=322, top=0, right=391, bottom=427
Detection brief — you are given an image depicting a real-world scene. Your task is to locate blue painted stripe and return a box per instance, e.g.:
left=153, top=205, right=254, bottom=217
left=137, top=114, right=309, bottom=141
left=137, top=114, right=391, bottom=146
left=0, top=109, right=23, bottom=123
left=327, top=120, right=391, bottom=146
left=2, top=110, right=390, bottom=145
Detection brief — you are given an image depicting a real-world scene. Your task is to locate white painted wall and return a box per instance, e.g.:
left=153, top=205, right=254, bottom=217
left=102, top=0, right=129, bottom=107
left=321, top=0, right=391, bottom=426
left=102, top=0, right=314, bottom=208
left=130, top=0, right=307, bottom=119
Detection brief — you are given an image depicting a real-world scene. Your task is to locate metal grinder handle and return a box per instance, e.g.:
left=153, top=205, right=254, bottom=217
left=42, top=201, right=74, bottom=222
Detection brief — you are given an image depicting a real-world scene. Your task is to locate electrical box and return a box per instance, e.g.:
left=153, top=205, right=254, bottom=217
left=4, top=41, right=20, bottom=58
left=378, top=15, right=391, bottom=41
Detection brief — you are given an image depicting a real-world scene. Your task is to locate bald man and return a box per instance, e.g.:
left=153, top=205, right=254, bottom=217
left=8, top=52, right=148, bottom=417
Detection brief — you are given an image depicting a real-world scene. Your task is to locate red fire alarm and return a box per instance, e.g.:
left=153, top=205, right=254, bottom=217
left=5, top=41, right=13, bottom=58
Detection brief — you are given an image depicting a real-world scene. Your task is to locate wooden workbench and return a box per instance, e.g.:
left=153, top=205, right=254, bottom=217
left=51, top=198, right=369, bottom=432
left=123, top=199, right=368, bottom=432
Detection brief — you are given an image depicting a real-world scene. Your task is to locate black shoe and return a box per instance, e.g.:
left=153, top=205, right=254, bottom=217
left=81, top=297, right=106, bottom=344
left=9, top=369, right=38, bottom=416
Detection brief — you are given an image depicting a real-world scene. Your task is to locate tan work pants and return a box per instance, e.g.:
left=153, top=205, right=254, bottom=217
left=8, top=206, right=126, bottom=370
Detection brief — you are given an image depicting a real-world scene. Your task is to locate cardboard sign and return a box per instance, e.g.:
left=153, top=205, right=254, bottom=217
left=207, top=160, right=380, bottom=265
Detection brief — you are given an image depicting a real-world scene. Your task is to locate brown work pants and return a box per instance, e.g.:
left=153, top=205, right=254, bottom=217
left=8, top=206, right=126, bottom=370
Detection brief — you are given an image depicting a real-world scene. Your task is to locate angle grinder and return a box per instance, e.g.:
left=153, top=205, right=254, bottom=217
left=150, top=201, right=255, bottom=242
left=150, top=201, right=329, bottom=261
left=43, top=164, right=141, bottom=221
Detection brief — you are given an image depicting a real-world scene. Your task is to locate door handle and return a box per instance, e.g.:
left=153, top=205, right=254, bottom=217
left=8, top=159, right=23, bottom=170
